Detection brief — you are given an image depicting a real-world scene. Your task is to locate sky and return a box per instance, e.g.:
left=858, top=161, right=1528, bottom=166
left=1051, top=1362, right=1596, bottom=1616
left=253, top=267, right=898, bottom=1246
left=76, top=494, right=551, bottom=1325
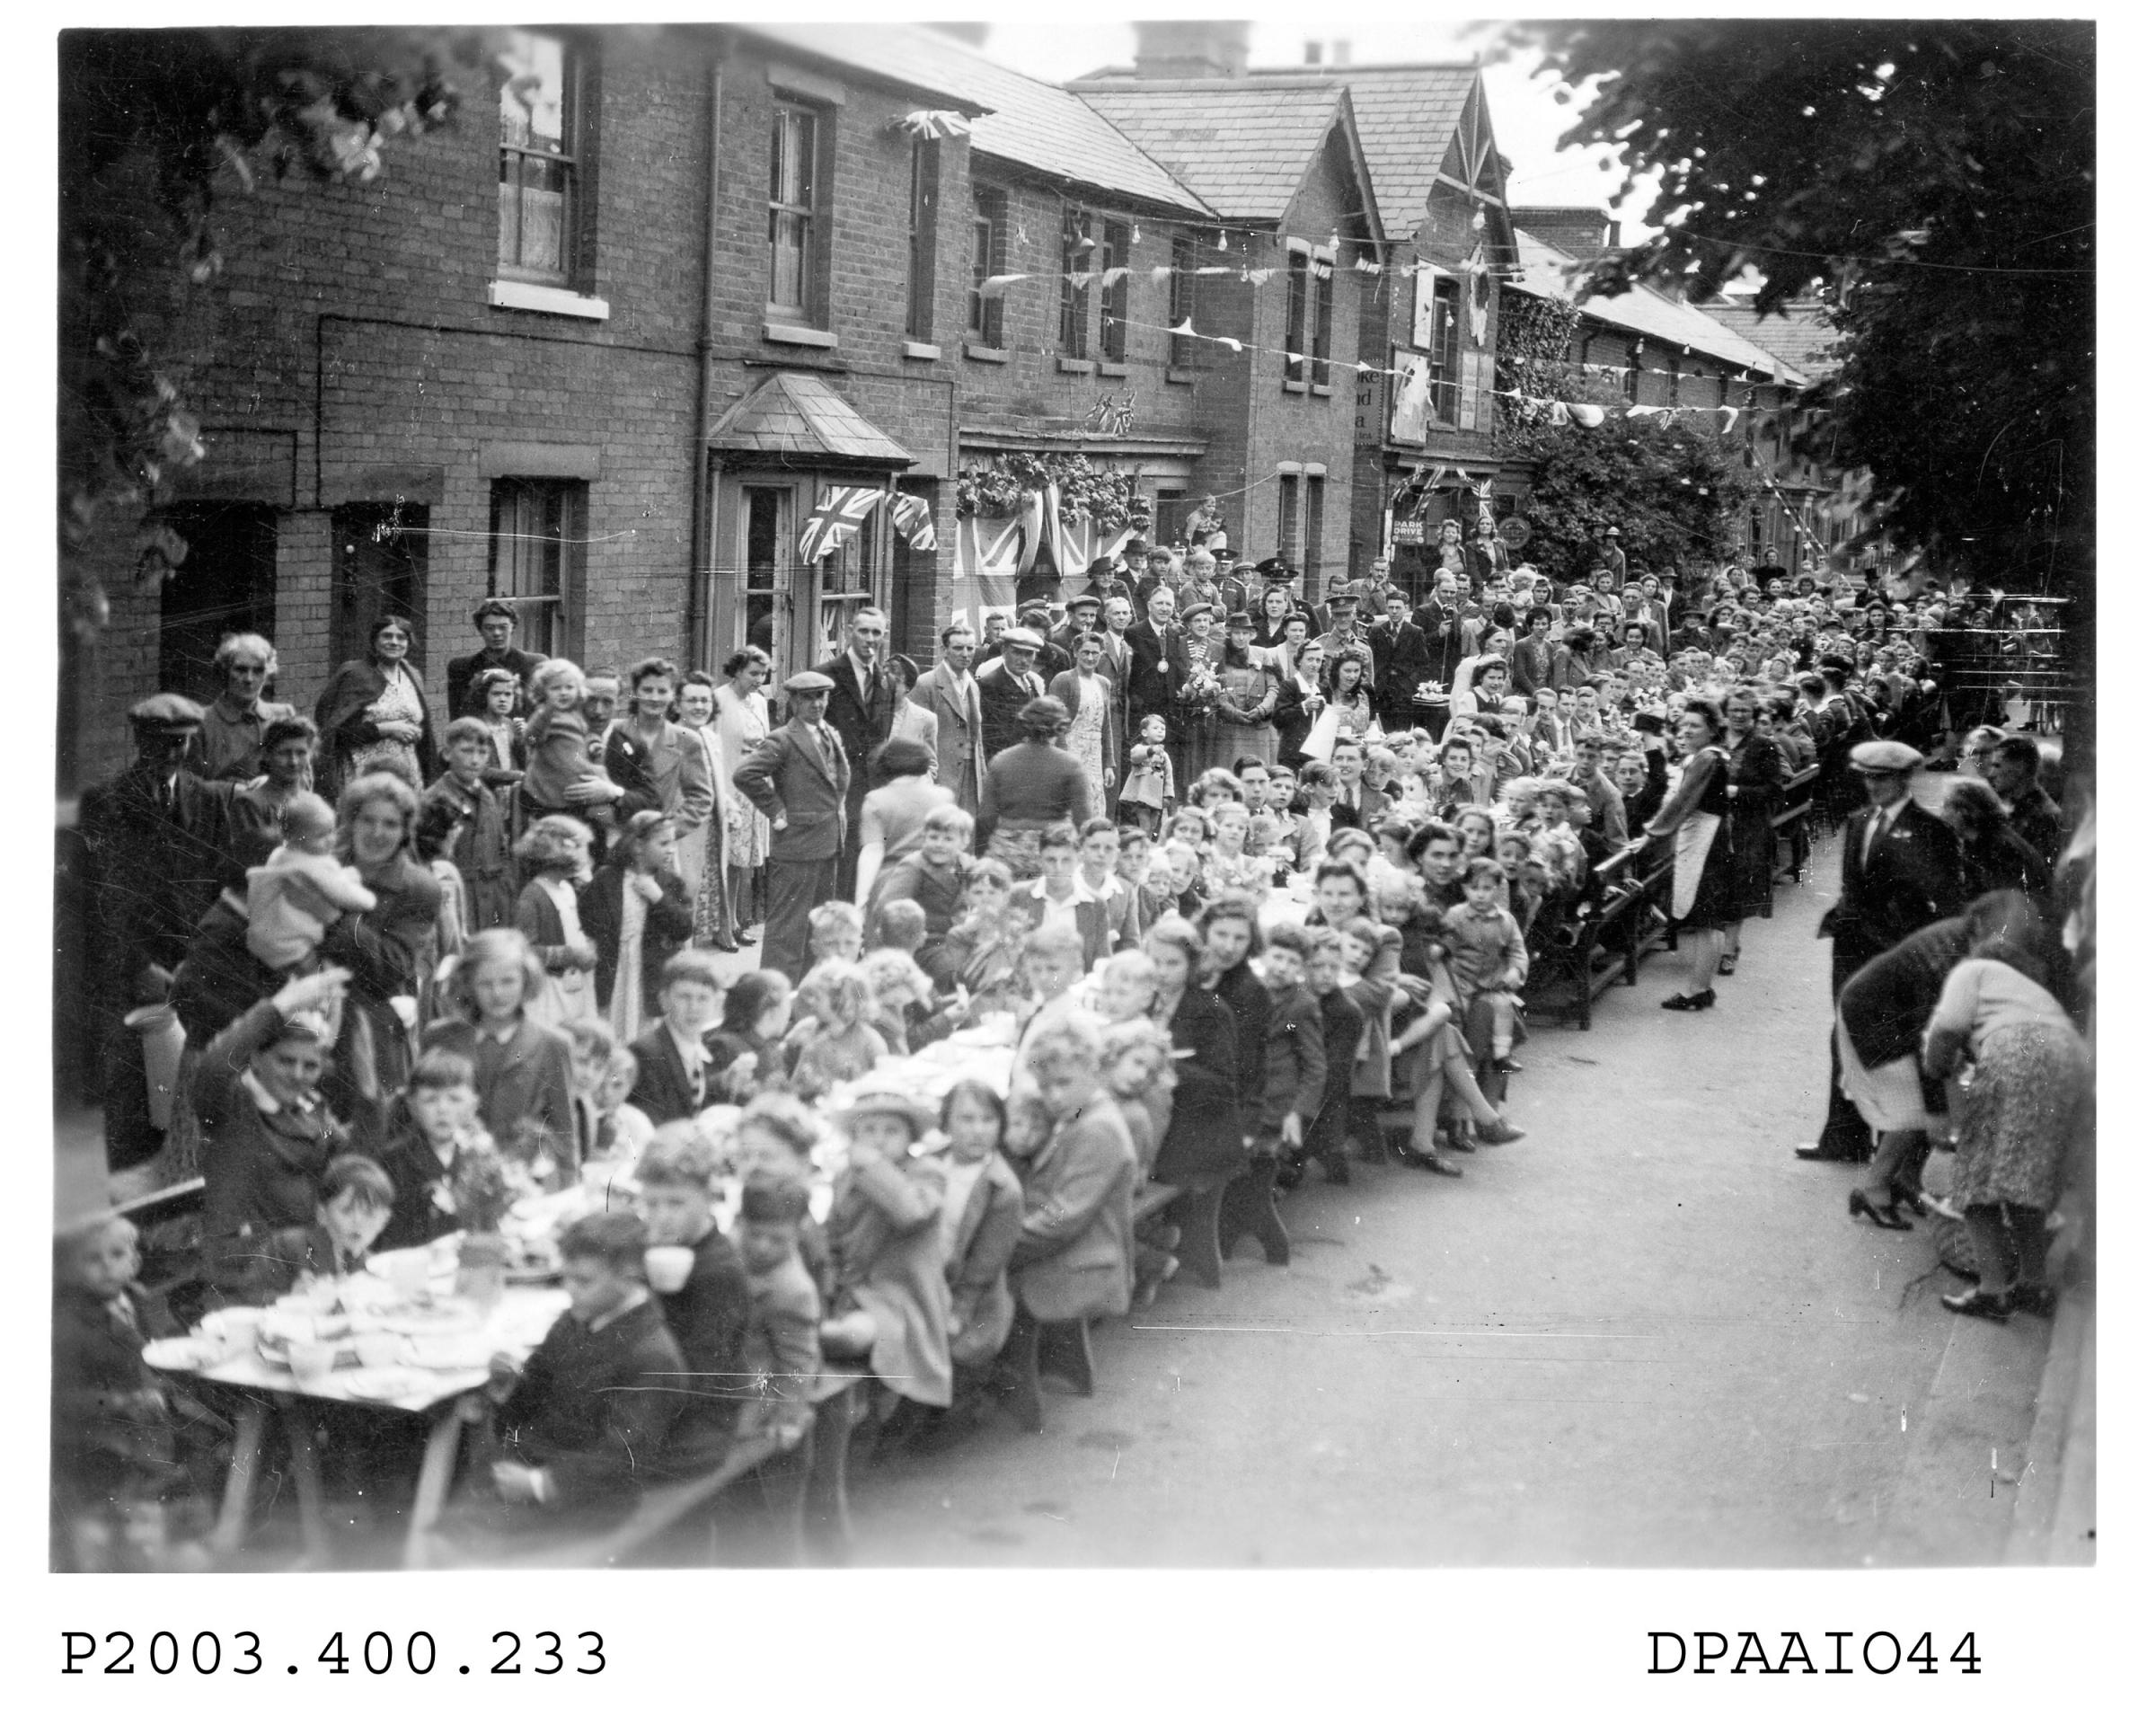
left=971, top=15, right=1655, bottom=234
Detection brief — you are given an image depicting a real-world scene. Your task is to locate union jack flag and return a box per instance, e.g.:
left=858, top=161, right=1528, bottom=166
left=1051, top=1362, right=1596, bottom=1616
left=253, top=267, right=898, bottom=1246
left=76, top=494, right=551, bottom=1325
left=798, top=485, right=882, bottom=563
left=887, top=492, right=937, bottom=552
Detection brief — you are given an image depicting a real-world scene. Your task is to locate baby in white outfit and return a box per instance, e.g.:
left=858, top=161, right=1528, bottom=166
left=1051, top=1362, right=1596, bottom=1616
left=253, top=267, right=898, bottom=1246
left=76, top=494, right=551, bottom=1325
left=247, top=793, right=377, bottom=970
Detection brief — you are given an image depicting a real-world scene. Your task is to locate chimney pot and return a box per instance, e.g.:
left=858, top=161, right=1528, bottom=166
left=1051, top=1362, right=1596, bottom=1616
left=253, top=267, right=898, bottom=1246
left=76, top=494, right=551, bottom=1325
left=1133, top=20, right=1252, bottom=80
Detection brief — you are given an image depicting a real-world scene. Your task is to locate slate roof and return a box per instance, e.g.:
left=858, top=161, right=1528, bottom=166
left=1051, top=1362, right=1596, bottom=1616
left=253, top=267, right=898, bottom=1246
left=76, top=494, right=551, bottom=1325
left=1259, top=64, right=1482, bottom=242
left=1067, top=78, right=1357, bottom=224
left=707, top=372, right=915, bottom=465
left=1701, top=298, right=1840, bottom=381
left=741, top=24, right=1211, bottom=214
left=1512, top=230, right=1795, bottom=382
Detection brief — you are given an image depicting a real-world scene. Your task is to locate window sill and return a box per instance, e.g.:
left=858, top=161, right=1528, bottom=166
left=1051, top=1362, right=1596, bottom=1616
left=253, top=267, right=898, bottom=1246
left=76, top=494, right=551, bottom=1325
left=1166, top=367, right=1199, bottom=385
left=1312, top=382, right=1335, bottom=397
left=964, top=341, right=1009, bottom=364
left=489, top=279, right=610, bottom=321
left=763, top=320, right=837, bottom=349
left=1056, top=357, right=1094, bottom=375
left=1282, top=378, right=1309, bottom=394
left=1097, top=360, right=1130, bottom=378
left=900, top=341, right=942, bottom=361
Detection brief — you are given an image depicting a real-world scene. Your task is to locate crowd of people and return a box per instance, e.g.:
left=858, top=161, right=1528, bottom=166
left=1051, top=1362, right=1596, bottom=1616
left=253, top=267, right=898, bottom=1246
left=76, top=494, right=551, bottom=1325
left=56, top=533, right=2096, bottom=1568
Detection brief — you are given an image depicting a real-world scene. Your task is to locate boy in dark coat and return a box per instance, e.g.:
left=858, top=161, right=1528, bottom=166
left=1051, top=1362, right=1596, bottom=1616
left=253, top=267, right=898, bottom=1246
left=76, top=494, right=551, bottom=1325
left=1302, top=929, right=1365, bottom=1187
left=634, top=1126, right=755, bottom=1469
left=483, top=1211, right=685, bottom=1525
left=422, top=719, right=517, bottom=932
left=1250, top=924, right=1330, bottom=1197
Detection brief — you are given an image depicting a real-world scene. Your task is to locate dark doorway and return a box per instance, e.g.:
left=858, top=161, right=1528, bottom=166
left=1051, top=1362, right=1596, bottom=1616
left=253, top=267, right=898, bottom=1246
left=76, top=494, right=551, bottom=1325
left=157, top=502, right=278, bottom=701
left=332, top=502, right=430, bottom=671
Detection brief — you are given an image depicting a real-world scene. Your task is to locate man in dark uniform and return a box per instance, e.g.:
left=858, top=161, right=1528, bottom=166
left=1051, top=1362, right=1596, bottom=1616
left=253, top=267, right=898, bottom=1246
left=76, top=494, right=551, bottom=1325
left=76, top=695, right=238, bottom=1178
left=446, top=598, right=545, bottom=720
left=731, top=671, right=851, bottom=983
left=811, top=606, right=900, bottom=897
left=1796, top=740, right=1964, bottom=1163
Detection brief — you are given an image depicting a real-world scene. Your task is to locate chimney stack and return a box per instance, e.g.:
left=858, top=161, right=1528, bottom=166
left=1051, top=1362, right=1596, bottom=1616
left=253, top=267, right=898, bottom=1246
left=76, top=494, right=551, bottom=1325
left=1132, top=20, right=1251, bottom=80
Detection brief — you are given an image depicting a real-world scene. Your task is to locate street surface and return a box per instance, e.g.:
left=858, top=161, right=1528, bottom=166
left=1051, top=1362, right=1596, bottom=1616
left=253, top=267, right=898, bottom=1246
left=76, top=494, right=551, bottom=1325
left=840, top=818, right=2053, bottom=1567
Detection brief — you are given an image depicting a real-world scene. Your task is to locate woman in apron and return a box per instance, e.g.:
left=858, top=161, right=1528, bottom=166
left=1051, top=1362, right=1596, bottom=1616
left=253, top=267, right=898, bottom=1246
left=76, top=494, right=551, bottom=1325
left=1643, top=695, right=1736, bottom=1012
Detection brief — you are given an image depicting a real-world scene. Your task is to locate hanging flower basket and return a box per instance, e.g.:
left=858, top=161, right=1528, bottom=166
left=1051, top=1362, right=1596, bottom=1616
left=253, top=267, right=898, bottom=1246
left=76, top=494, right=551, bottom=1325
left=955, top=451, right=1152, bottom=533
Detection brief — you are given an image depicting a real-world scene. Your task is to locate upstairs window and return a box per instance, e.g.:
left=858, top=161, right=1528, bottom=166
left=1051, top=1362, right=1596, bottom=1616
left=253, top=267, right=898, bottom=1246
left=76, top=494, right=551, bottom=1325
left=1098, top=218, right=1130, bottom=362
left=1058, top=205, right=1092, bottom=359
left=1283, top=247, right=1309, bottom=385
left=498, top=31, right=586, bottom=283
left=1169, top=232, right=1199, bottom=368
left=906, top=139, right=940, bottom=342
left=1309, top=252, right=1334, bottom=386
left=1430, top=278, right=1462, bottom=424
left=968, top=188, right=1007, bottom=347
left=769, top=101, right=824, bottom=320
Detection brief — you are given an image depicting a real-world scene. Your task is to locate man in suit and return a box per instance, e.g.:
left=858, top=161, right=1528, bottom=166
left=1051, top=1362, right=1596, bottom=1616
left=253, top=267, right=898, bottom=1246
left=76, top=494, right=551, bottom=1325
left=1096, top=595, right=1134, bottom=782
left=1987, top=734, right=2063, bottom=871
left=1368, top=588, right=1431, bottom=732
left=1411, top=571, right=1474, bottom=691
left=1123, top=587, right=1191, bottom=759
left=1797, top=740, right=1964, bottom=1163
left=1326, top=739, right=1386, bottom=831
left=1018, top=605, right=1073, bottom=681
left=976, top=626, right=1047, bottom=765
left=1049, top=592, right=1104, bottom=665
left=77, top=694, right=239, bottom=1176
left=812, top=606, right=900, bottom=897
left=446, top=598, right=545, bottom=720
left=732, top=672, right=851, bottom=984
left=914, top=621, right=987, bottom=815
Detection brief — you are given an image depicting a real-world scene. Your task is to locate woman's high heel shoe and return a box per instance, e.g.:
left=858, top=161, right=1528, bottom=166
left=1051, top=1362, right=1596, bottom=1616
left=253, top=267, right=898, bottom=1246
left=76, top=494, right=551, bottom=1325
left=1848, top=1189, right=1913, bottom=1231
left=1660, top=988, right=1717, bottom=1011
left=1940, top=1287, right=2012, bottom=1322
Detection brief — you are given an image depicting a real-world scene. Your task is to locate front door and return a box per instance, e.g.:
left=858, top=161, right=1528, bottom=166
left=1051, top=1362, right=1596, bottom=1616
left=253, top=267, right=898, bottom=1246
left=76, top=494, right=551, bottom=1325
left=711, top=473, right=893, bottom=678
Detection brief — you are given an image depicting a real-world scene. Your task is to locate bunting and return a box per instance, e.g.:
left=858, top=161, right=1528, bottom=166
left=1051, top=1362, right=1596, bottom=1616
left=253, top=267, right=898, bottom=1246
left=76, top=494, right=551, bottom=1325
left=888, top=491, right=937, bottom=552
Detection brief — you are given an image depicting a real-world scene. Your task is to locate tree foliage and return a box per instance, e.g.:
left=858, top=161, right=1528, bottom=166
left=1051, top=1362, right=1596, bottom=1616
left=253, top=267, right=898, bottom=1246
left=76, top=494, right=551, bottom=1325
left=1508, top=20, right=2095, bottom=589
left=58, top=28, right=487, bottom=634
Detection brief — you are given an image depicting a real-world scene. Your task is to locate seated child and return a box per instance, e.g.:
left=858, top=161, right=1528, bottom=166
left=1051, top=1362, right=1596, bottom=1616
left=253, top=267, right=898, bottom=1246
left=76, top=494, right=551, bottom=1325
left=375, top=1049, right=493, bottom=1253
left=1092, top=947, right=1160, bottom=1027
left=483, top=1210, right=685, bottom=1522
left=1299, top=930, right=1364, bottom=1187
left=246, top=792, right=377, bottom=970
left=818, top=1090, right=953, bottom=1411
left=1444, top=857, right=1532, bottom=1096
left=703, top=969, right=792, bottom=1103
left=594, top=1045, right=654, bottom=1163
left=937, top=859, right=1029, bottom=1024
left=861, top=945, right=936, bottom=1056
left=1100, top=1017, right=1180, bottom=1307
left=635, top=1124, right=754, bottom=1465
left=732, top=1171, right=822, bottom=1446
left=782, top=960, right=887, bottom=1101
left=870, top=809, right=971, bottom=982
left=287, top=1154, right=398, bottom=1284
left=932, top=1079, right=1024, bottom=1372
left=627, top=951, right=727, bottom=1125
left=1253, top=924, right=1328, bottom=1196
left=513, top=815, right=602, bottom=1028
left=420, top=928, right=578, bottom=1181
left=1004, top=1022, right=1137, bottom=1327
left=732, top=1091, right=835, bottom=1305
left=51, top=1215, right=223, bottom=1571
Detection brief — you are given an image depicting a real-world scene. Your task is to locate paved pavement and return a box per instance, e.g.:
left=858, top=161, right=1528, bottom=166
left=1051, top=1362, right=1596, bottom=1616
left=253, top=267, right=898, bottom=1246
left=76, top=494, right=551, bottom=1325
left=836, top=823, right=2055, bottom=1567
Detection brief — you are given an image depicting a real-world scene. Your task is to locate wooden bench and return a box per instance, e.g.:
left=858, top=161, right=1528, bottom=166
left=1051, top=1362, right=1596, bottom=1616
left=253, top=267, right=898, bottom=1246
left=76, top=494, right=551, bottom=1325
left=1523, top=841, right=1655, bottom=1031
left=1766, top=765, right=1819, bottom=907
left=114, top=1176, right=208, bottom=1323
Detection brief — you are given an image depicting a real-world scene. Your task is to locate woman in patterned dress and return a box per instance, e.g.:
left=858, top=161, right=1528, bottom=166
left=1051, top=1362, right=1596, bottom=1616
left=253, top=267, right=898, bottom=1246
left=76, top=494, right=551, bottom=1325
left=711, top=649, right=774, bottom=942
left=673, top=671, right=735, bottom=950
left=314, top=615, right=435, bottom=801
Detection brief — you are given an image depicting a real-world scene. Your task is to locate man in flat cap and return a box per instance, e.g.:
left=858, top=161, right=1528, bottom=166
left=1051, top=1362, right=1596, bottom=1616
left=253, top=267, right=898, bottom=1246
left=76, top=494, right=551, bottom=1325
left=732, top=671, right=851, bottom=983
left=976, top=624, right=1047, bottom=764
left=1797, top=739, right=1964, bottom=1163
left=75, top=695, right=241, bottom=1179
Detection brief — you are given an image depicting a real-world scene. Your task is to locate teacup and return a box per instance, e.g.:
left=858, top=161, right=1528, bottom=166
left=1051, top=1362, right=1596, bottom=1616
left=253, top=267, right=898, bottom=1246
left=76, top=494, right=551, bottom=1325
left=287, top=1340, right=340, bottom=1387
left=353, top=1333, right=406, bottom=1369
left=643, top=1245, right=694, bottom=1295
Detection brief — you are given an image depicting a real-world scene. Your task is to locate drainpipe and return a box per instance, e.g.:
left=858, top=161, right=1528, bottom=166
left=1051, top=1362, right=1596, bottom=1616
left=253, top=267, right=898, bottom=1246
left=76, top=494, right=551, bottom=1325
left=686, top=53, right=724, bottom=670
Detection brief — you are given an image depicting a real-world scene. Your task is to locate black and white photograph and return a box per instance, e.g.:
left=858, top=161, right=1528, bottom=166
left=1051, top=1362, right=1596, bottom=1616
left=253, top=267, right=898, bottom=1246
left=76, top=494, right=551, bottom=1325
left=44, top=4, right=2107, bottom=1652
